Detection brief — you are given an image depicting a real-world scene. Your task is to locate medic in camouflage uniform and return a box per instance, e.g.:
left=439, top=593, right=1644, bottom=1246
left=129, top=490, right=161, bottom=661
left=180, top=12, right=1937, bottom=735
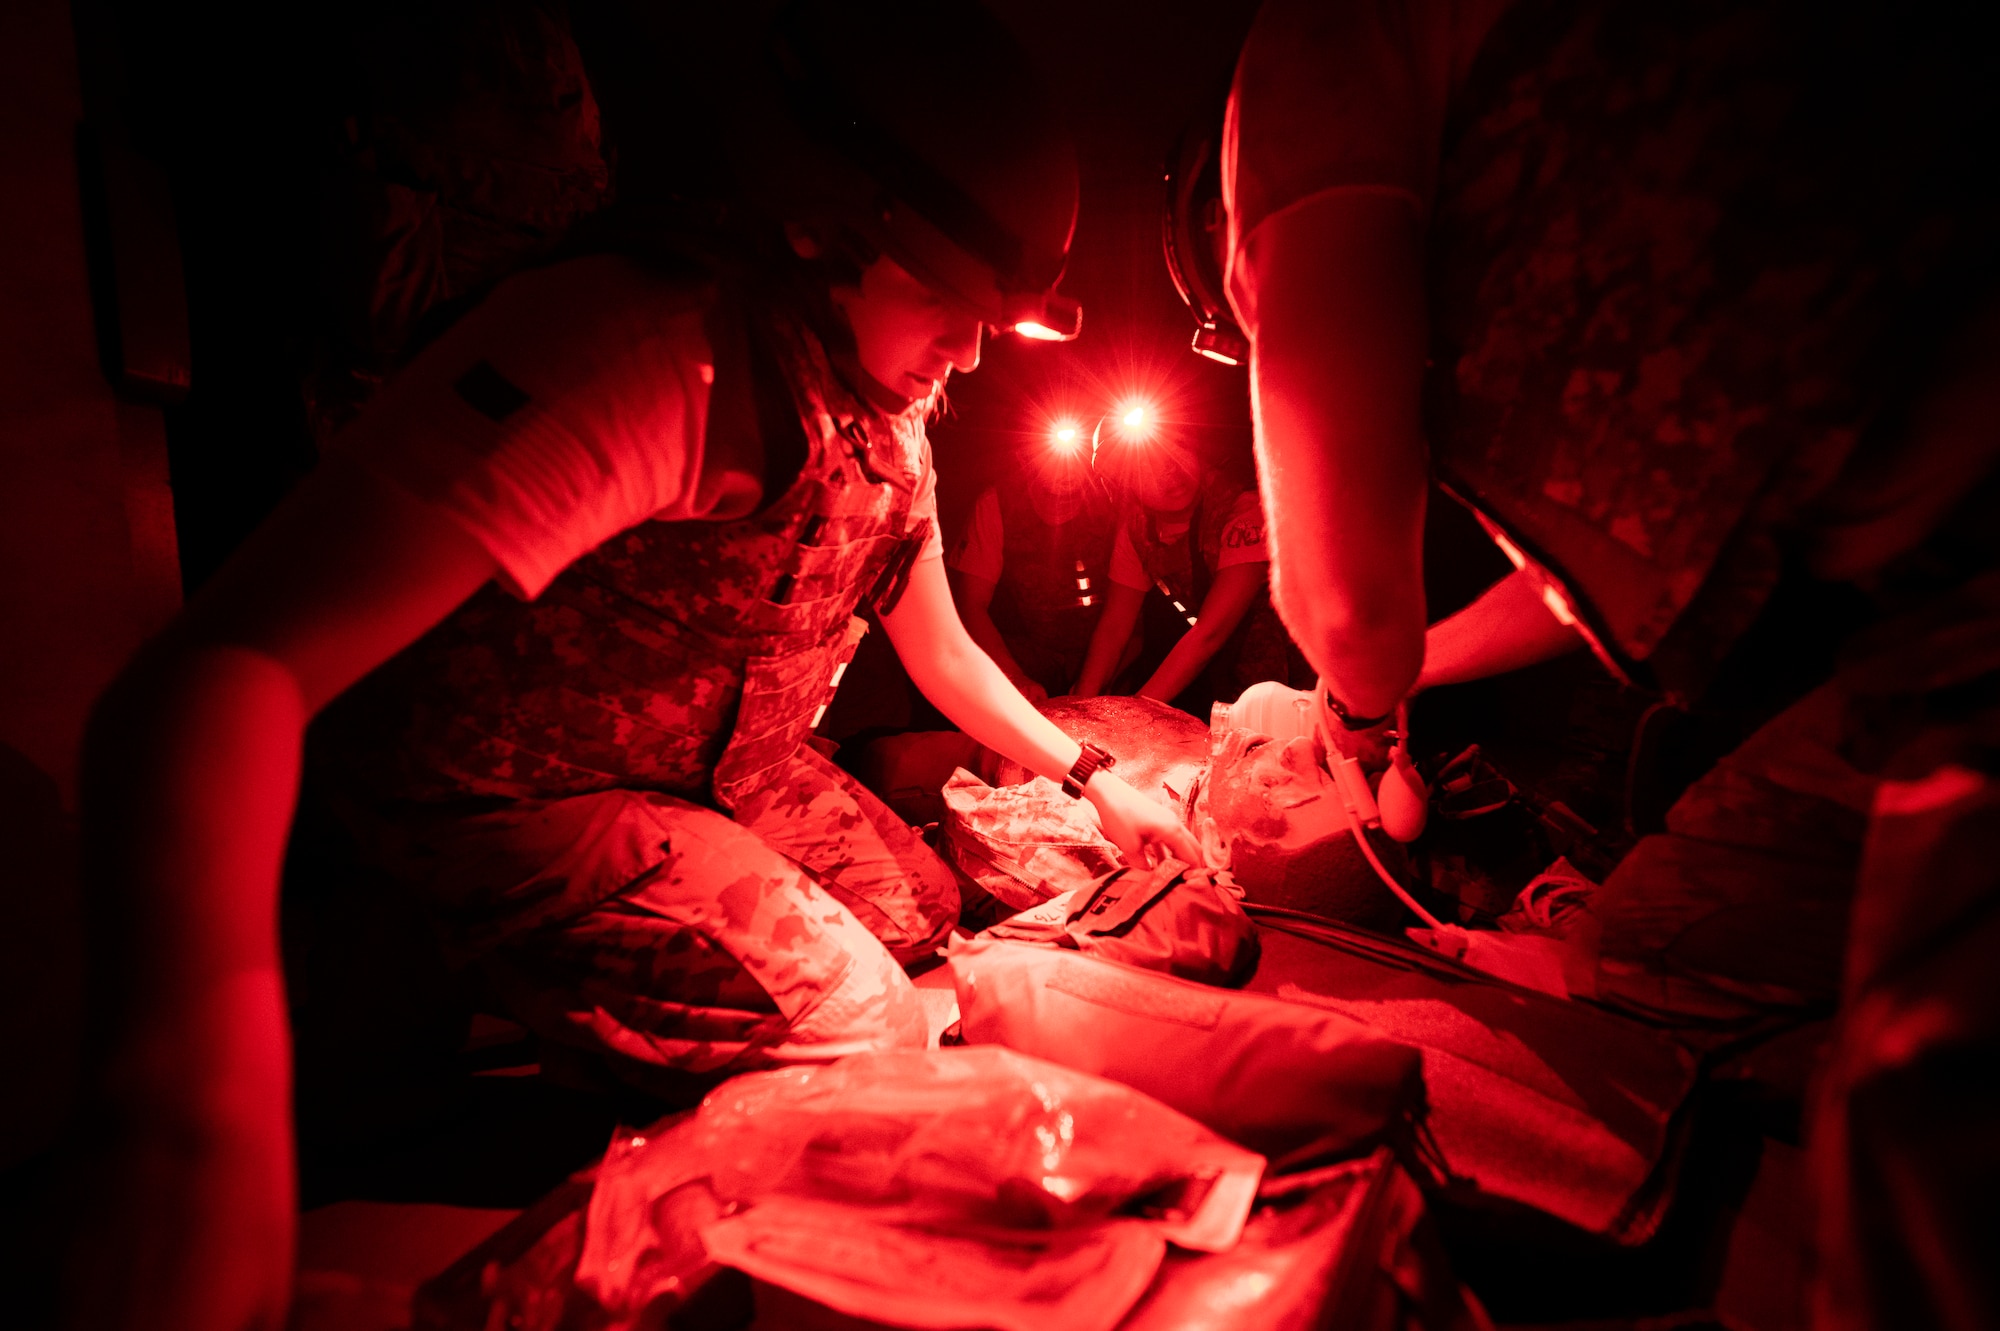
left=1206, top=1, right=2000, bottom=1325
left=71, top=10, right=1212, bottom=1322
left=294, top=1, right=1154, bottom=1091
left=316, top=292, right=961, bottom=1084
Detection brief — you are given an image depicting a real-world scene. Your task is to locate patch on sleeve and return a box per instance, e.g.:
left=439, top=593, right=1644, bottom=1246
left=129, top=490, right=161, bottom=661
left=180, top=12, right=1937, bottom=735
left=453, top=359, right=531, bottom=423
left=1220, top=511, right=1266, bottom=554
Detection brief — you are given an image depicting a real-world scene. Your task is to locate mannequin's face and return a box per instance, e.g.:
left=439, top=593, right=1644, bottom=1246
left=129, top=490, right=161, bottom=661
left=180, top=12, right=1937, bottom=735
left=1199, top=728, right=1398, bottom=924
left=1205, top=731, right=1346, bottom=849
left=829, top=252, right=984, bottom=405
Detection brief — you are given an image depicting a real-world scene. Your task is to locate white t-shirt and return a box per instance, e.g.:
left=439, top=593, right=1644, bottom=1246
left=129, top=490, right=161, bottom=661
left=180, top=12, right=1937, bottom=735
left=335, top=254, right=941, bottom=600
left=1108, top=491, right=1268, bottom=592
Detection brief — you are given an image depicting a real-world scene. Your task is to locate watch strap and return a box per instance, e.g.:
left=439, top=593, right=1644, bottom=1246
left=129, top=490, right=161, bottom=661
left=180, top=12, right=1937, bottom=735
left=1062, top=741, right=1115, bottom=798
left=1319, top=680, right=1393, bottom=732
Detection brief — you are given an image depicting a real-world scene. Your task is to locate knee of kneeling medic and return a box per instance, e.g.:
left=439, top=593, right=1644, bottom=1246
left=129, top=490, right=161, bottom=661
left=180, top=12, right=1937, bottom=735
left=771, top=948, right=930, bottom=1059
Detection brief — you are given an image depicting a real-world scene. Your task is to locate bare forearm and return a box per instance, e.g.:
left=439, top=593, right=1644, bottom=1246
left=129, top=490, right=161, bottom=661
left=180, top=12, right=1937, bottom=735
left=1253, top=361, right=1428, bottom=716
left=1239, top=191, right=1432, bottom=718
left=75, top=642, right=309, bottom=1331
left=1140, top=565, right=1266, bottom=704
left=84, top=643, right=306, bottom=1011
left=1417, top=569, right=1583, bottom=691
left=903, top=632, right=1080, bottom=780
left=1074, top=589, right=1142, bottom=697
left=883, top=561, right=1203, bottom=868
left=1137, top=630, right=1220, bottom=702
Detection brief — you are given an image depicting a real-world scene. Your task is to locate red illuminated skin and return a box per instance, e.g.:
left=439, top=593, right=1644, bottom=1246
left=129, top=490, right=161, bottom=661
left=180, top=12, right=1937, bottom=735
left=1072, top=449, right=1267, bottom=704
left=73, top=250, right=1197, bottom=1331
left=1234, top=193, right=1582, bottom=730
left=1414, top=568, right=1582, bottom=693
left=948, top=566, right=1049, bottom=703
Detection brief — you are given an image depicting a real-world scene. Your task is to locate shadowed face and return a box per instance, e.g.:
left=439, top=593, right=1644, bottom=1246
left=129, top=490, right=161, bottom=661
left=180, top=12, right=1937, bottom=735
left=1129, top=450, right=1199, bottom=514
left=830, top=254, right=985, bottom=405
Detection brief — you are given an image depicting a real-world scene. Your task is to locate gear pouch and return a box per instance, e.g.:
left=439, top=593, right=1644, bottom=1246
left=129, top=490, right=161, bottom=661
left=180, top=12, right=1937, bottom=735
left=985, top=862, right=1260, bottom=989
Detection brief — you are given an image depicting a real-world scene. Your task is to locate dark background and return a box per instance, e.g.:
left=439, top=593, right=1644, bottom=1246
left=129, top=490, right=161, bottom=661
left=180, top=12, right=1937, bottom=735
left=102, top=0, right=1270, bottom=592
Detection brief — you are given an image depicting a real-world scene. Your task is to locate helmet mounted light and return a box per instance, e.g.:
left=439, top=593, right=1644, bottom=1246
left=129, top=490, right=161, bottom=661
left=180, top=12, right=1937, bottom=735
left=1163, top=116, right=1248, bottom=366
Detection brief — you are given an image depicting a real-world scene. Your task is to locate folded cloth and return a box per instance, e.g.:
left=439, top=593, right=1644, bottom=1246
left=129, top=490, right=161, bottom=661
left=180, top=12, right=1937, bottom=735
left=574, top=1046, right=1266, bottom=1331
left=941, top=768, right=1118, bottom=910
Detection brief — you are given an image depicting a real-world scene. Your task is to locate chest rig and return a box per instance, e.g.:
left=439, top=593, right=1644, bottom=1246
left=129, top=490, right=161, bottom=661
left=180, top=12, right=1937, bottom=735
left=1427, top=0, right=2000, bottom=699
left=1125, top=469, right=1248, bottom=622
left=993, top=481, right=1113, bottom=657
left=333, top=294, right=930, bottom=813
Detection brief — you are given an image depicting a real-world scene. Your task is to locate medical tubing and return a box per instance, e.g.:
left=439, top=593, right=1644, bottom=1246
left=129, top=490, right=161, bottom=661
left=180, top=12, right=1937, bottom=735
left=1339, top=786, right=1448, bottom=932
left=1306, top=685, right=1448, bottom=931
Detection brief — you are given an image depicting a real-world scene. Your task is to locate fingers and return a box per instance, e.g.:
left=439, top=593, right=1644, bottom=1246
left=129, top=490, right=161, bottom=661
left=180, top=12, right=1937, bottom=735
left=1166, top=825, right=1204, bottom=868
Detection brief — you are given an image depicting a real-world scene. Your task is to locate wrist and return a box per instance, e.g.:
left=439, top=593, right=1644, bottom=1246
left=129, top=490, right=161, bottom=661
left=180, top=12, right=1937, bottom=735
left=1318, top=677, right=1396, bottom=732
left=1061, top=740, right=1115, bottom=799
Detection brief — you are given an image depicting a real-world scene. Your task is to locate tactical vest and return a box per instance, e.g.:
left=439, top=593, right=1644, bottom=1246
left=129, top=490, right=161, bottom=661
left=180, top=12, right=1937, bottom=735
left=1427, top=0, right=2000, bottom=700
left=1124, top=471, right=1303, bottom=692
left=991, top=479, right=1113, bottom=672
left=1124, top=467, right=1247, bottom=614
left=322, top=293, right=930, bottom=815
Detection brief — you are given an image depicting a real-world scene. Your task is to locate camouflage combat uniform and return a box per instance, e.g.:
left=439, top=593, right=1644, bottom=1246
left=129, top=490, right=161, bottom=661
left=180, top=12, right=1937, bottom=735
left=314, top=292, right=955, bottom=1086
left=1122, top=468, right=1306, bottom=697
left=1419, top=0, right=2000, bottom=1029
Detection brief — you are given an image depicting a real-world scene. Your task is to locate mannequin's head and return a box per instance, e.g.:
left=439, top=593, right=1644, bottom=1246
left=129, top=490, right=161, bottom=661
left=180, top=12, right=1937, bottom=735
left=1199, top=730, right=1401, bottom=926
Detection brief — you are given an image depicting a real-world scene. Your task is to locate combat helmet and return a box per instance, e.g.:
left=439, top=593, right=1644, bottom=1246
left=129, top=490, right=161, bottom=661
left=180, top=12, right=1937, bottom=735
left=713, top=0, right=1083, bottom=343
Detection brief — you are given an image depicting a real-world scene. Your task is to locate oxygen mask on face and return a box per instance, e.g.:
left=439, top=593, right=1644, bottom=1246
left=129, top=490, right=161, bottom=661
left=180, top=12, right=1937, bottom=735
left=1209, top=680, right=1442, bottom=928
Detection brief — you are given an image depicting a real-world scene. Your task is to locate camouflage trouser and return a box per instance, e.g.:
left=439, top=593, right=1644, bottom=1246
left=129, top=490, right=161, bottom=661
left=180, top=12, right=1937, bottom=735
left=369, top=745, right=957, bottom=1088
left=1576, top=572, right=2000, bottom=1035
left=1579, top=680, right=1873, bottom=1028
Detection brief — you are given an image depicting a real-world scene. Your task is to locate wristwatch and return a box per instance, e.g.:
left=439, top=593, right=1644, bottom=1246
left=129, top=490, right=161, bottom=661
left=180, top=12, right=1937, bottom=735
left=1320, top=681, right=1392, bottom=732
left=1061, top=741, right=1115, bottom=799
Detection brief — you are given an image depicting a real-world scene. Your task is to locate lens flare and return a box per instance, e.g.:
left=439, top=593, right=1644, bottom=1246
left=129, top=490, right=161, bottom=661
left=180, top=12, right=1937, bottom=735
left=1115, top=401, right=1156, bottom=440
left=1050, top=421, right=1081, bottom=451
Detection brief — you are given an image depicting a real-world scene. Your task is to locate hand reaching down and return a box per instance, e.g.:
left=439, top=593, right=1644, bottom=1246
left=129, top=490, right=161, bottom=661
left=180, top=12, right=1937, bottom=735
left=1083, top=770, right=1204, bottom=870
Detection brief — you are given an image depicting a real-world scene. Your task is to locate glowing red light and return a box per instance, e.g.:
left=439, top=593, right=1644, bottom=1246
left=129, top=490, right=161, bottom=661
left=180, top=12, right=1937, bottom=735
left=1114, top=401, right=1157, bottom=440
left=1014, top=320, right=1067, bottom=341
left=1050, top=421, right=1081, bottom=451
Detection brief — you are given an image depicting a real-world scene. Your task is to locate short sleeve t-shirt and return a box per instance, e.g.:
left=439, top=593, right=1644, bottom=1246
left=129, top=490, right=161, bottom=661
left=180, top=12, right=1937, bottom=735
left=946, top=488, right=1007, bottom=582
left=1108, top=491, right=1268, bottom=592
left=334, top=254, right=941, bottom=601
left=1223, top=0, right=1515, bottom=309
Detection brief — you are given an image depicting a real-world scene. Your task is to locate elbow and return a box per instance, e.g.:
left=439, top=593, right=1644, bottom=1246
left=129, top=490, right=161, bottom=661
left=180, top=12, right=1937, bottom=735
left=1273, top=578, right=1417, bottom=655
left=1272, top=574, right=1424, bottom=690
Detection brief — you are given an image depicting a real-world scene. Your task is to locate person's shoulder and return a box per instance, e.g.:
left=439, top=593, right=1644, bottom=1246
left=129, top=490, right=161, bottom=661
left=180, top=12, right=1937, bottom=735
left=1229, top=0, right=1468, bottom=243
left=491, top=252, right=712, bottom=325
left=1216, top=490, right=1270, bottom=562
